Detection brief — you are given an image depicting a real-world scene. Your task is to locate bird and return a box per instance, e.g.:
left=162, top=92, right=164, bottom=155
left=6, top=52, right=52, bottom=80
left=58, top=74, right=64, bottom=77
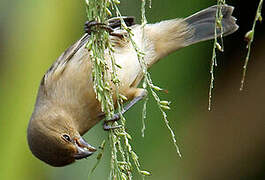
left=27, top=5, right=238, bottom=167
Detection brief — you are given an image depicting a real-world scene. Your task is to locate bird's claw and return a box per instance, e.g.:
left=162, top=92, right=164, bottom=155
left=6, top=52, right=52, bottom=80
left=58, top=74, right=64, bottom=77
left=84, top=20, right=124, bottom=38
left=103, top=113, right=122, bottom=131
left=109, top=113, right=121, bottom=122
left=103, top=123, right=122, bottom=131
left=84, top=20, right=113, bottom=34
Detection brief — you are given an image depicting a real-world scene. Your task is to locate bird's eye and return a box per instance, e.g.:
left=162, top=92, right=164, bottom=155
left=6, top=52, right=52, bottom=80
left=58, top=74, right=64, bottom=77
left=62, top=134, right=71, bottom=142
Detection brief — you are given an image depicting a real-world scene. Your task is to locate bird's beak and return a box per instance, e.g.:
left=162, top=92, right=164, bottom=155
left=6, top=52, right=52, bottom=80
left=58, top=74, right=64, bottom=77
left=74, top=137, right=96, bottom=160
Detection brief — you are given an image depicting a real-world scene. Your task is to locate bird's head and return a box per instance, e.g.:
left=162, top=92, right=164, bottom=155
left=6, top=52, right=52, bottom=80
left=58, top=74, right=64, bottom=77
left=27, top=111, right=96, bottom=167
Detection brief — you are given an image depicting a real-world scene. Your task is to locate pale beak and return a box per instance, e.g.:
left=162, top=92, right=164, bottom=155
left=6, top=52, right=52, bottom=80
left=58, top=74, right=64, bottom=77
left=74, top=137, right=96, bottom=160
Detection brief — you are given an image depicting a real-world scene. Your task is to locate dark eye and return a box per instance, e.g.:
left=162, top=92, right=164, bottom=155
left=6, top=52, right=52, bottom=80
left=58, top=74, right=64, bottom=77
left=62, top=134, right=71, bottom=142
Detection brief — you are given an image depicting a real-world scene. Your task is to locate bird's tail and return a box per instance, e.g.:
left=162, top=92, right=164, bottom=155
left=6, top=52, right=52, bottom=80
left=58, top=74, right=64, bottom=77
left=183, top=5, right=238, bottom=46
left=145, top=5, right=238, bottom=66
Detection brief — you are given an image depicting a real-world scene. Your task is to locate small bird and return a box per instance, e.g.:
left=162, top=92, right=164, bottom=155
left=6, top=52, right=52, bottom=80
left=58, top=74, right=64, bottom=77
left=27, top=5, right=238, bottom=167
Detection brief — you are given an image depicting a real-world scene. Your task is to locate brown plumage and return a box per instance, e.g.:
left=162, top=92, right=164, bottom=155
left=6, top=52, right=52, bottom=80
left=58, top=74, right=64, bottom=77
left=27, top=5, right=238, bottom=166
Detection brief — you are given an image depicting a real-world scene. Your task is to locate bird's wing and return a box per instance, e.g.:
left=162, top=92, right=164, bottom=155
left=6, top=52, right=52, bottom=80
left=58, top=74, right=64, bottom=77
left=40, top=34, right=90, bottom=87
left=40, top=16, right=136, bottom=88
left=53, top=34, right=89, bottom=68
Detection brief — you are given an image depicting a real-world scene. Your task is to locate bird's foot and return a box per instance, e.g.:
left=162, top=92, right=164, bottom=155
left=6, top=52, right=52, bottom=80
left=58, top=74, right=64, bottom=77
left=103, top=113, right=122, bottom=131
left=103, top=123, right=122, bottom=131
left=84, top=20, right=113, bottom=34
left=84, top=20, right=124, bottom=38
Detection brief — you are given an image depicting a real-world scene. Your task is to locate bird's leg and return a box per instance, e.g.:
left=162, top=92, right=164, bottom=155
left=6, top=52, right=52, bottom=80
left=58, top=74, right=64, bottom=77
left=107, top=16, right=135, bottom=38
left=103, top=88, right=147, bottom=131
left=84, top=20, right=124, bottom=38
left=107, top=16, right=135, bottom=29
left=84, top=20, right=113, bottom=35
left=103, top=123, right=122, bottom=131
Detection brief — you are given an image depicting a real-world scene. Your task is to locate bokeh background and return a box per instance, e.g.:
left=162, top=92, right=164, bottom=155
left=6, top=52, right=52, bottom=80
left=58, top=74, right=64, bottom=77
left=0, top=0, right=265, bottom=179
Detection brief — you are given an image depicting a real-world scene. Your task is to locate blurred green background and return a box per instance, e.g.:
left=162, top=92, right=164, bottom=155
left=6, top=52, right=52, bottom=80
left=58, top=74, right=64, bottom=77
left=0, top=0, right=265, bottom=179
